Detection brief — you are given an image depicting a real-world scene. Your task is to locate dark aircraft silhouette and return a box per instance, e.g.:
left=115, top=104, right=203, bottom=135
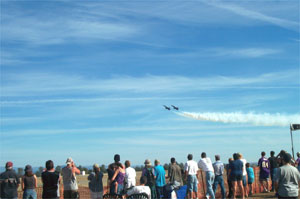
left=171, top=105, right=179, bottom=110
left=163, top=105, right=171, bottom=110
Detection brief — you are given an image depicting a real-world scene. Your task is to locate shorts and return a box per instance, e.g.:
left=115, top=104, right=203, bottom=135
left=187, top=175, right=198, bottom=192
left=90, top=191, right=103, bottom=199
left=64, top=190, right=79, bottom=199
left=230, top=174, right=243, bottom=182
left=248, top=178, right=254, bottom=184
left=117, top=184, right=124, bottom=194
left=242, top=175, right=247, bottom=186
left=259, top=177, right=269, bottom=181
left=259, top=172, right=269, bottom=181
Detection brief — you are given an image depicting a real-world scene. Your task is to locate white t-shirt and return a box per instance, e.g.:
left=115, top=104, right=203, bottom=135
left=125, top=167, right=136, bottom=188
left=240, top=159, right=247, bottom=176
left=127, top=186, right=151, bottom=199
left=185, top=160, right=199, bottom=175
left=198, top=158, right=214, bottom=172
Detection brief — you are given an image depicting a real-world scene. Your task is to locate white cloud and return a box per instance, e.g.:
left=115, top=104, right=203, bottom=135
left=1, top=70, right=299, bottom=97
left=161, top=48, right=282, bottom=59
left=89, top=1, right=299, bottom=31
left=0, top=117, right=42, bottom=125
left=0, top=125, right=219, bottom=137
left=1, top=12, right=138, bottom=45
left=203, top=1, right=299, bottom=31
left=212, top=48, right=281, bottom=58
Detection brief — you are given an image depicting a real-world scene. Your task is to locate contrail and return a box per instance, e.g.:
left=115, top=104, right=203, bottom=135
left=176, top=111, right=300, bottom=127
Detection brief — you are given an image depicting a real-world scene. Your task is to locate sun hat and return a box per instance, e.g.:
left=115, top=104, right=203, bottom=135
left=144, top=159, right=151, bottom=166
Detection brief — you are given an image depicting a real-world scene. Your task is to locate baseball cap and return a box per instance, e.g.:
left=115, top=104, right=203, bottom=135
left=93, top=163, right=99, bottom=169
left=5, top=161, right=13, bottom=169
left=66, top=157, right=73, bottom=165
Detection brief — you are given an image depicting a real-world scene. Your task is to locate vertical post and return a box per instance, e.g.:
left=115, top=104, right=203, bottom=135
left=200, top=170, right=206, bottom=197
left=290, top=128, right=295, bottom=160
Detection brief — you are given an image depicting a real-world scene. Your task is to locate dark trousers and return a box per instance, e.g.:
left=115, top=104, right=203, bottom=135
left=109, top=183, right=116, bottom=194
left=227, top=179, right=233, bottom=198
left=156, top=186, right=164, bottom=199
left=64, top=190, right=79, bottom=199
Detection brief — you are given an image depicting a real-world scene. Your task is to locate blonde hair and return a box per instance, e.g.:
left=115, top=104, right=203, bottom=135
left=238, top=153, right=243, bottom=159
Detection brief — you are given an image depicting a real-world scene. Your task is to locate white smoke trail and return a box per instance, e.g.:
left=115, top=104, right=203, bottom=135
left=176, top=111, right=300, bottom=127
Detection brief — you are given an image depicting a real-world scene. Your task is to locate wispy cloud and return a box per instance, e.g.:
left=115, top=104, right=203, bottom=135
left=1, top=70, right=299, bottom=97
left=0, top=97, right=199, bottom=105
left=1, top=9, right=138, bottom=46
left=1, top=46, right=282, bottom=68
left=0, top=117, right=42, bottom=125
left=204, top=1, right=299, bottom=31
left=158, top=128, right=288, bottom=137
left=0, top=125, right=224, bottom=137
left=211, top=48, right=281, bottom=58
left=161, top=47, right=282, bottom=59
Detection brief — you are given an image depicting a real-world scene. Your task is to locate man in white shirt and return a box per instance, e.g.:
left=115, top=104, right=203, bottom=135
left=127, top=176, right=151, bottom=199
left=125, top=160, right=136, bottom=189
left=198, top=152, right=215, bottom=199
left=184, top=154, right=199, bottom=199
left=238, top=153, right=248, bottom=197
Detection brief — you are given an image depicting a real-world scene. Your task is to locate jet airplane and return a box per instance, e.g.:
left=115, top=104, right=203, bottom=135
left=163, top=105, right=171, bottom=110
left=171, top=105, right=179, bottom=110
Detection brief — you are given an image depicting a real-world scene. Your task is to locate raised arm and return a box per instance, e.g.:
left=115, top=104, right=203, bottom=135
left=72, top=163, right=81, bottom=175
left=111, top=168, right=120, bottom=181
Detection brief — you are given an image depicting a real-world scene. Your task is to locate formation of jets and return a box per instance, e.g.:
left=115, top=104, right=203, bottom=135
left=163, top=105, right=179, bottom=111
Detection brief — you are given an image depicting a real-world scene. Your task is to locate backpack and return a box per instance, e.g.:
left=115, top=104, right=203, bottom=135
left=145, top=168, right=155, bottom=187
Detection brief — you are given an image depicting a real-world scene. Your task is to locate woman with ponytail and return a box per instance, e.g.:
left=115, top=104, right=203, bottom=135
left=21, top=165, right=37, bottom=199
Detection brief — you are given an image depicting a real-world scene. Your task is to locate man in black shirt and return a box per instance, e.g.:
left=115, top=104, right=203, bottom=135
left=0, top=161, right=20, bottom=199
left=42, top=160, right=61, bottom=199
left=268, top=151, right=278, bottom=192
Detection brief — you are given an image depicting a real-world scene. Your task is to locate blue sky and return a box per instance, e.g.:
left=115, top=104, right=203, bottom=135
left=1, top=0, right=300, bottom=168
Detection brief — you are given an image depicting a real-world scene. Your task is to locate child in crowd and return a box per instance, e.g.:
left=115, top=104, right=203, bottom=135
left=246, top=163, right=255, bottom=196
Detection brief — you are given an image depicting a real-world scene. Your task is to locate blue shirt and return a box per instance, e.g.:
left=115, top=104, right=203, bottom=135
left=246, top=167, right=254, bottom=181
left=88, top=172, right=103, bottom=192
left=154, top=165, right=166, bottom=187
left=229, top=160, right=243, bottom=177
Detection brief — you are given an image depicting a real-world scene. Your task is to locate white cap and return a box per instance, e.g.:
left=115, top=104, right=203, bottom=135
left=66, top=157, right=73, bottom=165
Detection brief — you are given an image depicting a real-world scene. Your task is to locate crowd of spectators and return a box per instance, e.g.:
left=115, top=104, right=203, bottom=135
left=0, top=151, right=300, bottom=199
